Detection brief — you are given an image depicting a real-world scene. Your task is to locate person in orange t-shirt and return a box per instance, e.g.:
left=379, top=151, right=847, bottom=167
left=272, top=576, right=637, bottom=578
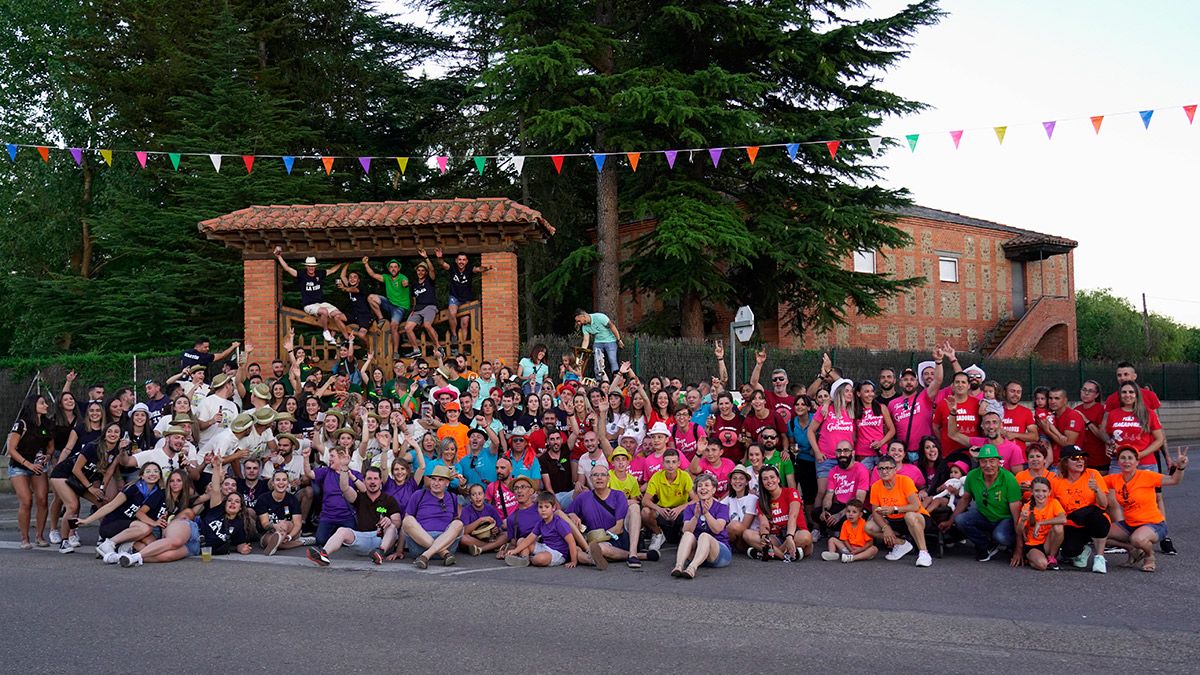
left=866, top=456, right=932, bottom=567
left=435, top=402, right=470, bottom=460
left=1054, top=446, right=1111, bottom=574
left=1013, top=442, right=1057, bottom=501
left=1011, top=476, right=1066, bottom=571
left=1105, top=446, right=1188, bottom=573
left=819, top=499, right=877, bottom=563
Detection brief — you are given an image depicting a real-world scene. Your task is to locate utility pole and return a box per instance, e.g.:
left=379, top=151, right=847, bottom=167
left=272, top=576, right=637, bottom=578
left=1142, top=293, right=1152, bottom=357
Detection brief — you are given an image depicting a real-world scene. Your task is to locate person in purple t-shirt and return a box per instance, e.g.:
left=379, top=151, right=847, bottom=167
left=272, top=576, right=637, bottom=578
left=816, top=441, right=869, bottom=536
left=401, top=465, right=464, bottom=569
left=505, top=492, right=578, bottom=568
left=459, top=483, right=508, bottom=556
left=500, top=475, right=541, bottom=559
left=306, top=448, right=365, bottom=545
left=567, top=465, right=645, bottom=570
left=671, top=474, right=732, bottom=578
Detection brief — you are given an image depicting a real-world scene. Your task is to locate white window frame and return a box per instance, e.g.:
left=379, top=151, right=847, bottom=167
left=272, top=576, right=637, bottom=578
left=853, top=249, right=876, bottom=274
left=938, top=255, right=959, bottom=283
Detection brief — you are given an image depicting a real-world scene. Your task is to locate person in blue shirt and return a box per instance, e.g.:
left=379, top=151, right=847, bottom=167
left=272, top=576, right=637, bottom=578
left=456, top=428, right=498, bottom=488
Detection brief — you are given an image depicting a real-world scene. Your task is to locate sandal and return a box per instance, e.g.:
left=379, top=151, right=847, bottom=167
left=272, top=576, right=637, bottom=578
left=683, top=568, right=695, bottom=579
left=35, top=539, right=49, bottom=548
left=670, top=567, right=685, bottom=578
left=20, top=542, right=32, bottom=550
left=1120, top=549, right=1146, bottom=568
left=1142, top=556, right=1156, bottom=573
left=412, top=555, right=429, bottom=570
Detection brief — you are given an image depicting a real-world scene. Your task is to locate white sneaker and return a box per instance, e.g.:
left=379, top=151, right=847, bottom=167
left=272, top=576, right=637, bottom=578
left=820, top=551, right=841, bottom=562
left=49, top=530, right=63, bottom=545
left=117, top=552, right=143, bottom=567
left=1092, top=555, right=1107, bottom=574
left=102, top=552, right=121, bottom=564
left=915, top=550, right=933, bottom=567
left=793, top=548, right=805, bottom=562
left=96, top=539, right=116, bottom=559
left=298, top=536, right=316, bottom=546
left=648, top=533, right=666, bottom=552
left=68, top=533, right=80, bottom=548
left=322, top=330, right=337, bottom=344
left=841, top=553, right=855, bottom=564
left=58, top=541, right=75, bottom=554
left=885, top=540, right=914, bottom=561
left=118, top=542, right=134, bottom=555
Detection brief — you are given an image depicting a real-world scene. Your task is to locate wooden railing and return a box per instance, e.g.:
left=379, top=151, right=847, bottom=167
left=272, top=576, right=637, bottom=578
left=279, top=300, right=483, bottom=374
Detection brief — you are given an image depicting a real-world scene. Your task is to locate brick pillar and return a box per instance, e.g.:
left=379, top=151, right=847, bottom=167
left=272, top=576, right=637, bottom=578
left=243, top=259, right=280, bottom=358
left=481, top=251, right=519, bottom=366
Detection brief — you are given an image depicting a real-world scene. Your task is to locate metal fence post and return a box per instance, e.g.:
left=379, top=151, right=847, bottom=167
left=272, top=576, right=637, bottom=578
left=1162, top=362, right=1168, bottom=398
left=633, top=337, right=640, bottom=374
left=1028, top=356, right=1034, bottom=390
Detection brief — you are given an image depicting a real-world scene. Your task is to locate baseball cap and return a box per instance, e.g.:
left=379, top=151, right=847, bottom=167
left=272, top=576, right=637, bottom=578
left=976, top=444, right=1001, bottom=460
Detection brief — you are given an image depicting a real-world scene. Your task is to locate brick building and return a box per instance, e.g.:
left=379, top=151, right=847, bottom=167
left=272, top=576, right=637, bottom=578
left=610, top=205, right=1079, bottom=360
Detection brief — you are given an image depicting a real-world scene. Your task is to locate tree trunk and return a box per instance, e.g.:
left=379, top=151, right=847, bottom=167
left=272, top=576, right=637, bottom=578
left=681, top=292, right=704, bottom=339
left=593, top=0, right=619, bottom=319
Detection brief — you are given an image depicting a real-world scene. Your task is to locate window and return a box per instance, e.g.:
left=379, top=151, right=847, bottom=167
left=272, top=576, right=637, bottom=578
left=853, top=249, right=876, bottom=273
left=938, top=256, right=959, bottom=283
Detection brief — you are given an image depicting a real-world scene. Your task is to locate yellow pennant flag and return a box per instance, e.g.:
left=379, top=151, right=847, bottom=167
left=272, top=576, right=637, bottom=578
left=396, top=157, right=409, bottom=174
left=993, top=126, right=1007, bottom=145
left=99, top=149, right=113, bottom=165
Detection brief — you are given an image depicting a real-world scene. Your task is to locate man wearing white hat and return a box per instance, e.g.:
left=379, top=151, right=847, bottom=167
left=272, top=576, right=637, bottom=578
left=273, top=246, right=349, bottom=344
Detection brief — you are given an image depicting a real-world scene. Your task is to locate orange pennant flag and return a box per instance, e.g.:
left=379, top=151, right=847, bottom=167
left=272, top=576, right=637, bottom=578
left=745, top=146, right=760, bottom=164
left=36, top=146, right=50, bottom=162
left=322, top=157, right=335, bottom=175
left=826, top=141, right=840, bottom=160
left=1090, top=115, right=1104, bottom=134
left=626, top=152, right=640, bottom=172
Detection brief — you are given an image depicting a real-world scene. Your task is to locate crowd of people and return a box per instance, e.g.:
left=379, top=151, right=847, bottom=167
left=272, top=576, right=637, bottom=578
left=4, top=254, right=1188, bottom=576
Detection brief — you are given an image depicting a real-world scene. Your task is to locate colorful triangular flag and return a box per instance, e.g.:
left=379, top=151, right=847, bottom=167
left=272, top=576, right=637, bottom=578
left=135, top=151, right=148, bottom=168
left=626, top=152, right=640, bottom=172
left=826, top=141, right=840, bottom=159
left=1042, top=121, right=1056, bottom=140
left=37, top=146, right=50, bottom=162
left=69, top=148, right=83, bottom=166
left=949, top=130, right=963, bottom=149
left=1184, top=105, right=1197, bottom=125
left=168, top=152, right=180, bottom=170
left=100, top=149, right=114, bottom=166
left=358, top=156, right=372, bottom=173
left=786, top=143, right=799, bottom=161
left=395, top=157, right=409, bottom=174
left=593, top=154, right=606, bottom=172
left=550, top=155, right=564, bottom=174
left=665, top=150, right=678, bottom=168
left=474, top=156, right=487, bottom=175
left=282, top=156, right=295, bottom=175
left=507, top=156, right=525, bottom=175
left=209, top=154, right=221, bottom=172
left=708, top=148, right=722, bottom=167
left=322, top=157, right=335, bottom=175
left=1090, top=116, right=1104, bottom=134
left=867, top=137, right=883, bottom=155
left=436, top=156, right=448, bottom=174
left=746, top=146, right=759, bottom=164
left=1139, top=110, right=1154, bottom=129
left=994, top=126, right=1007, bottom=144
left=5, top=143, right=16, bottom=161
left=905, top=134, right=919, bottom=152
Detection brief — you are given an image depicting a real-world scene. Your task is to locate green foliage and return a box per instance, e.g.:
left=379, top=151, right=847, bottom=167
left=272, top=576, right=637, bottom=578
left=1075, top=289, right=1197, bottom=362
left=0, top=352, right=177, bottom=393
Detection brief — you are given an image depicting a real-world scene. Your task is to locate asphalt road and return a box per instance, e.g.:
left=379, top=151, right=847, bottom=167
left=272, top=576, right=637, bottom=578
left=3, top=454, right=1199, bottom=674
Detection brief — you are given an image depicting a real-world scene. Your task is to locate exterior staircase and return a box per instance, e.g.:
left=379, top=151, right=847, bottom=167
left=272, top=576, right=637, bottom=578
left=981, top=317, right=1020, bottom=355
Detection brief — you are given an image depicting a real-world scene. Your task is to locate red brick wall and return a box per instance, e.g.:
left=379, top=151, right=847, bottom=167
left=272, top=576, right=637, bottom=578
left=991, top=295, right=1078, bottom=361
left=481, top=251, right=519, bottom=365
left=243, top=259, right=279, bottom=357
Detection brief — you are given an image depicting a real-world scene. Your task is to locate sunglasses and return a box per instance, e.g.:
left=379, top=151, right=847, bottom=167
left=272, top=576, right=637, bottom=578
left=772, top=377, right=786, bottom=382
left=877, top=465, right=896, bottom=471
left=760, top=434, right=777, bottom=440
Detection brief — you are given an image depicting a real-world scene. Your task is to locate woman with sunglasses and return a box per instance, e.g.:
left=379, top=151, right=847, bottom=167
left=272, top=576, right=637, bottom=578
left=1052, top=445, right=1110, bottom=573
left=1104, top=446, right=1188, bottom=573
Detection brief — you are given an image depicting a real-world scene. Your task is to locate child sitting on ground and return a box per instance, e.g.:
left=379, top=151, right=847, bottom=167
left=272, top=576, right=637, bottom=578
left=504, top=491, right=578, bottom=568
left=819, top=499, right=878, bottom=563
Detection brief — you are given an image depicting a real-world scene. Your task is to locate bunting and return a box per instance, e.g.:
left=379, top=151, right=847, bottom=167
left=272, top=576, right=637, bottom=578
left=209, top=154, right=222, bottom=172
left=745, top=146, right=759, bottom=164
left=826, top=140, right=840, bottom=159
left=626, top=152, right=640, bottom=172
left=474, top=156, right=487, bottom=175
left=282, top=156, right=295, bottom=175
left=593, top=154, right=606, bottom=172
left=396, top=157, right=409, bottom=174
left=550, top=155, right=564, bottom=174
left=322, top=157, right=335, bottom=175
left=358, top=156, right=372, bottom=173
left=949, top=130, right=963, bottom=149
left=37, top=146, right=50, bottom=162
left=1090, top=116, right=1104, bottom=134
left=135, top=151, right=148, bottom=168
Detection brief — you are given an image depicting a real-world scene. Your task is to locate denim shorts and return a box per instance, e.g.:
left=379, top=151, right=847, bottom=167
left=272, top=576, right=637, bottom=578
left=815, top=458, right=838, bottom=479
left=1118, top=520, right=1168, bottom=542
left=348, top=530, right=384, bottom=555
left=7, top=464, right=34, bottom=479
left=858, top=455, right=879, bottom=471
left=702, top=541, right=733, bottom=568
left=377, top=297, right=409, bottom=324
left=448, top=295, right=471, bottom=308
left=186, top=519, right=202, bottom=556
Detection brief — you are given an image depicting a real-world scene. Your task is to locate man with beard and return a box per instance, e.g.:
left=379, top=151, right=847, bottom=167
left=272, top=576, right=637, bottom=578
left=538, top=429, right=575, bottom=508
left=876, top=368, right=900, bottom=406
left=949, top=411, right=1027, bottom=472
left=1000, top=381, right=1038, bottom=452
left=887, top=349, right=945, bottom=457
left=749, top=350, right=795, bottom=424
left=815, top=441, right=869, bottom=535
left=1038, top=387, right=1084, bottom=465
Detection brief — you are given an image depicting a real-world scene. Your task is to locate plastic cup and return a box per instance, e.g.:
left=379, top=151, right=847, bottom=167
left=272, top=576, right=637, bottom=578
left=200, top=546, right=213, bottom=562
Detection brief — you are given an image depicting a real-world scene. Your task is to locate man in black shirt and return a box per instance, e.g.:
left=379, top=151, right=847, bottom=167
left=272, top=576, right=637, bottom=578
left=180, top=337, right=240, bottom=374
left=436, top=249, right=493, bottom=356
left=306, top=467, right=402, bottom=566
left=877, top=367, right=900, bottom=406
left=273, top=247, right=349, bottom=345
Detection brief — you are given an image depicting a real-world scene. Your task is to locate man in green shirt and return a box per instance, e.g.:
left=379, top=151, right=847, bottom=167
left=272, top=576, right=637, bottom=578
left=363, top=257, right=410, bottom=357
left=574, top=309, right=624, bottom=382
left=943, top=444, right=1021, bottom=562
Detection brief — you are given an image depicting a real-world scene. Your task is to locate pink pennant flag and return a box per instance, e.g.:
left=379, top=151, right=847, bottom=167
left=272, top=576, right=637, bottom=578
left=358, top=156, right=372, bottom=173
left=1042, top=121, right=1056, bottom=140
left=135, top=151, right=148, bottom=168
left=664, top=150, right=678, bottom=168
left=1184, top=105, right=1197, bottom=125
left=708, top=148, right=722, bottom=167
left=69, top=148, right=83, bottom=165
left=949, top=130, right=963, bottom=149
left=436, top=155, right=448, bottom=174
left=826, top=140, right=840, bottom=159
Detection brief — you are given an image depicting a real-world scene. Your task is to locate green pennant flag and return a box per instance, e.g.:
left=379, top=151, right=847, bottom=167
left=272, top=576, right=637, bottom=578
left=905, top=134, right=919, bottom=152
left=168, top=152, right=181, bottom=170
left=473, top=156, right=486, bottom=175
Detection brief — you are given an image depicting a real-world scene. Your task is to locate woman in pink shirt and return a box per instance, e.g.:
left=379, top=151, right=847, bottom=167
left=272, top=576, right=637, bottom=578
left=854, top=381, right=895, bottom=471
left=808, top=378, right=856, bottom=503
left=870, top=441, right=926, bottom=489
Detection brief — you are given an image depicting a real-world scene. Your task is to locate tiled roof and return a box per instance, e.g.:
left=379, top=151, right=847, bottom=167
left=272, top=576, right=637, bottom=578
left=199, top=198, right=554, bottom=235
left=887, top=204, right=1078, bottom=250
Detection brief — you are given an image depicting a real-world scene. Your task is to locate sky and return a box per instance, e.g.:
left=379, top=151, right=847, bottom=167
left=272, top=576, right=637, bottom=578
left=383, top=0, right=1200, bottom=326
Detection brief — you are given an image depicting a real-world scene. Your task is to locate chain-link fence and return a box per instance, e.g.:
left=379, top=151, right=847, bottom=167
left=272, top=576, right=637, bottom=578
left=0, top=354, right=179, bottom=424
left=522, top=333, right=1200, bottom=400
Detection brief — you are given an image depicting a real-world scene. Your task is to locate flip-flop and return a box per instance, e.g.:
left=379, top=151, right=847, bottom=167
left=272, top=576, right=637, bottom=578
left=683, top=568, right=695, bottom=579
left=670, top=567, right=685, bottom=578
left=1142, top=558, right=1157, bottom=573
left=1120, top=549, right=1146, bottom=568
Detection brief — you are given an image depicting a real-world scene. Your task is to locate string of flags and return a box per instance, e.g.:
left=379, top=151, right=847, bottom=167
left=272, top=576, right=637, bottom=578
left=4, top=103, right=1196, bottom=177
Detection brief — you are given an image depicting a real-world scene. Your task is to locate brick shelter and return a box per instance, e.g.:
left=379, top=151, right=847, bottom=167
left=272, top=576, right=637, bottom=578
left=199, top=198, right=554, bottom=369
left=609, top=205, right=1079, bottom=361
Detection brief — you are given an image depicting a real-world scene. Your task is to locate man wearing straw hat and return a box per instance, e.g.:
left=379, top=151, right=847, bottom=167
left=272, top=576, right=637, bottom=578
left=273, top=246, right=349, bottom=345
left=402, top=465, right=464, bottom=569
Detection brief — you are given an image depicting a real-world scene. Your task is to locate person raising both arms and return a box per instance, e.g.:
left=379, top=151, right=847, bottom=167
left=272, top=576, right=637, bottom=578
left=435, top=249, right=493, bottom=356
left=273, top=247, right=348, bottom=345
left=400, top=249, right=441, bottom=359
left=361, top=257, right=411, bottom=358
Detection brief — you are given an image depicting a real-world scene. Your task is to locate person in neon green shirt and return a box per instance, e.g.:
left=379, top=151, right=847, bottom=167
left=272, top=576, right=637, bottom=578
left=363, top=257, right=410, bottom=357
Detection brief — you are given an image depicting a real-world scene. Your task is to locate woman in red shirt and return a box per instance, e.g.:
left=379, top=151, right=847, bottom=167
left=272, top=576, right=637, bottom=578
left=1101, top=383, right=1164, bottom=468
left=751, top=466, right=812, bottom=562
left=1074, top=380, right=1109, bottom=472
left=742, top=391, right=787, bottom=455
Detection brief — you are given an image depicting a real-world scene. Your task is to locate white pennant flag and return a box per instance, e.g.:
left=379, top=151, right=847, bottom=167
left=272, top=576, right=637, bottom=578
left=867, top=137, right=883, bottom=155
left=502, top=155, right=525, bottom=176
left=209, top=154, right=222, bottom=172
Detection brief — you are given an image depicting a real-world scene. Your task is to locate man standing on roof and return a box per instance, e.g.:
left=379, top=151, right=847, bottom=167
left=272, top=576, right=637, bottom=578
left=435, top=250, right=493, bottom=357
left=363, top=257, right=410, bottom=359
left=273, top=247, right=349, bottom=345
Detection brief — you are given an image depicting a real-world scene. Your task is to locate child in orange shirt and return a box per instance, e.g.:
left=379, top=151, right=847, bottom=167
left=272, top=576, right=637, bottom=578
left=1011, top=476, right=1066, bottom=571
left=820, top=499, right=878, bottom=563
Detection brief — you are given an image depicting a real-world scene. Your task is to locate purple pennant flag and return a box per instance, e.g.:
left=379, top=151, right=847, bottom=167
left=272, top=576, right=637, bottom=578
left=665, top=150, right=678, bottom=168
left=69, top=148, right=83, bottom=165
left=786, top=143, right=799, bottom=161
left=1043, top=120, right=1056, bottom=140
left=1139, top=109, right=1154, bottom=129
left=359, top=156, right=372, bottom=173
left=593, top=154, right=606, bottom=172
left=708, top=148, right=723, bottom=167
